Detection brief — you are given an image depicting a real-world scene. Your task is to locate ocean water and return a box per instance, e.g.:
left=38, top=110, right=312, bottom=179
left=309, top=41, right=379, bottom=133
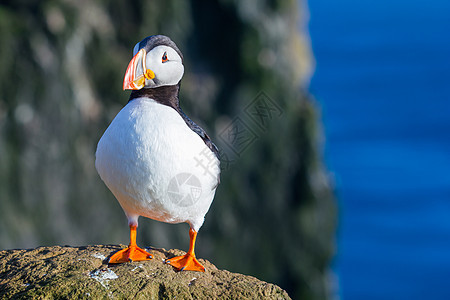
left=307, top=0, right=450, bottom=299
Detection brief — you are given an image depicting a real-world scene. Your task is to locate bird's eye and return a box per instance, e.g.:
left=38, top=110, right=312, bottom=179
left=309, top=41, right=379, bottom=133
left=162, top=52, right=168, bottom=63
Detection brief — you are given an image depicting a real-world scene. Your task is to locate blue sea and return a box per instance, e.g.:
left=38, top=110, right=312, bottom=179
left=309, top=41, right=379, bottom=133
left=307, top=0, right=450, bottom=299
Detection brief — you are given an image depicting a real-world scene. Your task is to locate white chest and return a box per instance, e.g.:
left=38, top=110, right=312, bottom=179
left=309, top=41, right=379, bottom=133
left=95, top=98, right=219, bottom=228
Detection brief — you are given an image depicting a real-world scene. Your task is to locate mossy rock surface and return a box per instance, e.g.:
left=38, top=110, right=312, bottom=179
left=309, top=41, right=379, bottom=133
left=0, top=245, right=290, bottom=299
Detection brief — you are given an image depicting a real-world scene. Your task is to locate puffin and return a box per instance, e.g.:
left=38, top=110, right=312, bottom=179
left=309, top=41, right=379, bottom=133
left=95, top=35, right=220, bottom=272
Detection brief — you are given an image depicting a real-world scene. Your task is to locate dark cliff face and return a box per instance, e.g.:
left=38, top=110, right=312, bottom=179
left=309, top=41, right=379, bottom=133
left=0, top=245, right=290, bottom=299
left=0, top=1, right=336, bottom=299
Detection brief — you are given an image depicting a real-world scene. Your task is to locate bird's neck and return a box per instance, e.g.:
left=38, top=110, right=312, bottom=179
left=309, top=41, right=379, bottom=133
left=129, top=84, right=181, bottom=110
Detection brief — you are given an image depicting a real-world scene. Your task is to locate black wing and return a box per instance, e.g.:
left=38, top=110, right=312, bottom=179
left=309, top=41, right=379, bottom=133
left=177, top=108, right=220, bottom=159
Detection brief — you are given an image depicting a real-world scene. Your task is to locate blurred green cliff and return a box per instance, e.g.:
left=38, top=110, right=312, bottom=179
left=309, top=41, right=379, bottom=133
left=0, top=0, right=336, bottom=298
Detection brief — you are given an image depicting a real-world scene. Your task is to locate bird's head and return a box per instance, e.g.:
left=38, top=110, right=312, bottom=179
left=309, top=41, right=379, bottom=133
left=123, top=35, right=184, bottom=90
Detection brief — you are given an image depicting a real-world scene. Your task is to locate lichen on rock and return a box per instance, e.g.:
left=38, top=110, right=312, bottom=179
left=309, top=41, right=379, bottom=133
left=0, top=245, right=290, bottom=299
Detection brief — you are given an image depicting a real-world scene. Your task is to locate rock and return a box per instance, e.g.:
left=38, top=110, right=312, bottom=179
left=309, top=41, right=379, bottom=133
left=0, top=245, right=290, bottom=299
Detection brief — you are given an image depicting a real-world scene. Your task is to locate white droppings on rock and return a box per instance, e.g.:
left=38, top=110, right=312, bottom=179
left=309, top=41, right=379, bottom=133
left=131, top=265, right=144, bottom=272
left=92, top=253, right=107, bottom=260
left=188, top=277, right=197, bottom=286
left=89, top=268, right=118, bottom=289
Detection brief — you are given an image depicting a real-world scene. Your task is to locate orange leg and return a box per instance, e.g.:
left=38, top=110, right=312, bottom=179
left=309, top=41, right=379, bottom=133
left=109, top=225, right=152, bottom=264
left=166, top=228, right=205, bottom=272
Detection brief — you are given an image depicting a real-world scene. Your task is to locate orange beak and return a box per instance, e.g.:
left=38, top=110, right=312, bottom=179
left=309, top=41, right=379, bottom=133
left=123, top=48, right=155, bottom=90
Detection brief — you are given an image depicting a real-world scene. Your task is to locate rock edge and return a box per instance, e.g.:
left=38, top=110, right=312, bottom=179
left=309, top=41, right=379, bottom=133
left=0, top=245, right=290, bottom=299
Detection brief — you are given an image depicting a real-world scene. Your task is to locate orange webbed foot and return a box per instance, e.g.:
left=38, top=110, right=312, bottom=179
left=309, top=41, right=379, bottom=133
left=109, top=245, right=152, bottom=264
left=166, top=253, right=205, bottom=272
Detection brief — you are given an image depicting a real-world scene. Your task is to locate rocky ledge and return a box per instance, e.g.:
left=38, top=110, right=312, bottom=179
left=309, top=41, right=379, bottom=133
left=0, top=245, right=290, bottom=299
